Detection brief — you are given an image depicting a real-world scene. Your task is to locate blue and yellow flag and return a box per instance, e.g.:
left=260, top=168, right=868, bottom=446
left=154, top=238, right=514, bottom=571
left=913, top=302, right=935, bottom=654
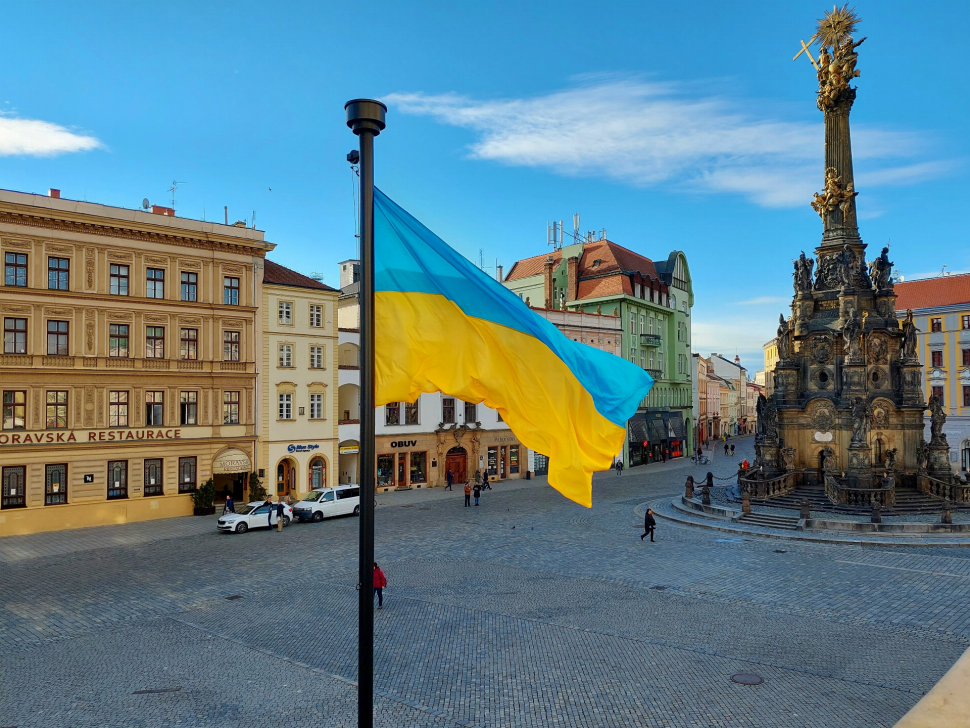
left=374, top=189, right=653, bottom=507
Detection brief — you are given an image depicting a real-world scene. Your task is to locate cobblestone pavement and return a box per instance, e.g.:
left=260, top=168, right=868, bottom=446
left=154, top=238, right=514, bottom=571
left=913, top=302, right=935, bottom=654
left=2, top=436, right=968, bottom=727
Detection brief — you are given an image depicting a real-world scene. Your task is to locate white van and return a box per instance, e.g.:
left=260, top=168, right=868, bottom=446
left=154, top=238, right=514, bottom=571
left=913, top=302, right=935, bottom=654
left=293, top=485, right=361, bottom=522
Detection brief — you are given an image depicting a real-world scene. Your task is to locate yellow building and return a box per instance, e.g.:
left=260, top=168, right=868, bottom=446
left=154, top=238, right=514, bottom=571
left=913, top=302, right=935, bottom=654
left=0, top=189, right=273, bottom=536
left=259, top=260, right=339, bottom=498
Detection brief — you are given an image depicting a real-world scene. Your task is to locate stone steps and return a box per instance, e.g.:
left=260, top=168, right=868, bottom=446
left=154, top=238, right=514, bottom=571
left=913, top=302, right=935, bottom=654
left=755, top=487, right=966, bottom=516
left=737, top=512, right=800, bottom=530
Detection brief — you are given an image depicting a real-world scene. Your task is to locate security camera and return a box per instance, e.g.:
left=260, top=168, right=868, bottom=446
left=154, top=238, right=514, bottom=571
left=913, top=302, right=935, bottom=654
left=347, top=150, right=360, bottom=165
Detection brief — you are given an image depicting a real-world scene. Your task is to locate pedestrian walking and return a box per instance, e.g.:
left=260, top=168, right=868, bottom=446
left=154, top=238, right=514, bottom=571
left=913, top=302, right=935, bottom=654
left=473, top=482, right=481, bottom=506
left=464, top=483, right=472, bottom=507
left=614, top=459, right=623, bottom=477
left=373, top=562, right=387, bottom=610
left=264, top=499, right=273, bottom=529
left=730, top=444, right=735, bottom=456
left=481, top=470, right=491, bottom=491
left=641, top=508, right=657, bottom=542
left=724, top=442, right=729, bottom=456
left=697, top=447, right=703, bottom=460
left=445, top=469, right=453, bottom=491
left=661, top=448, right=668, bottom=463
left=276, top=499, right=285, bottom=532
left=223, top=494, right=234, bottom=515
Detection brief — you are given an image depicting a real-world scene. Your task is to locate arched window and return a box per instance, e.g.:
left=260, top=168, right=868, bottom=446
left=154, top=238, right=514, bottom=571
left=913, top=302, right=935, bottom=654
left=309, top=457, right=326, bottom=490
left=874, top=438, right=884, bottom=465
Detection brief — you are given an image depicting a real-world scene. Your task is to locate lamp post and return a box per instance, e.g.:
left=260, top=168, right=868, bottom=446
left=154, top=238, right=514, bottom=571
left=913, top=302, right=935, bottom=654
left=345, top=98, right=386, bottom=728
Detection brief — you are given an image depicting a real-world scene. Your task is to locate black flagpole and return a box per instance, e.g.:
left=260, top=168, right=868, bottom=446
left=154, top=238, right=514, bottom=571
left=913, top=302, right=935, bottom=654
left=345, top=98, right=386, bottom=728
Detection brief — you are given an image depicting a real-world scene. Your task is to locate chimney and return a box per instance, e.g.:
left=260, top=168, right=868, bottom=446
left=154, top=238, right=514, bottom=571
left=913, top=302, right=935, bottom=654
left=496, top=265, right=503, bottom=282
left=224, top=206, right=228, bottom=225
left=543, top=257, right=555, bottom=309
left=566, top=256, right=579, bottom=302
left=48, top=189, right=61, bottom=199
left=151, top=205, right=175, bottom=216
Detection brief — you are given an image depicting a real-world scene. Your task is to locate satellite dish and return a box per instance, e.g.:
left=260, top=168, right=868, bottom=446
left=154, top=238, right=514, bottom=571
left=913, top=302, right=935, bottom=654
left=142, top=198, right=150, bottom=210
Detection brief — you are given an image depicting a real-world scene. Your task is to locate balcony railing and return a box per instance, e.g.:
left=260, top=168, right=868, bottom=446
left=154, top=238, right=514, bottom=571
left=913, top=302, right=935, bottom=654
left=0, top=354, right=255, bottom=374
left=639, top=333, right=661, bottom=347
left=646, top=368, right=663, bottom=379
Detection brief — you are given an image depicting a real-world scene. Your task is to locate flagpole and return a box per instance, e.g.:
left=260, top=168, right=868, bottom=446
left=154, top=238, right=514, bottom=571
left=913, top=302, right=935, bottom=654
left=345, top=98, right=386, bottom=728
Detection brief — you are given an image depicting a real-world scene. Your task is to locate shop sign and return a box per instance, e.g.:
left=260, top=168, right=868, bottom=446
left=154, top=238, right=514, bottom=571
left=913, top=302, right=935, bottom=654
left=339, top=445, right=359, bottom=454
left=287, top=444, right=320, bottom=453
left=389, top=440, right=417, bottom=448
left=213, top=448, right=252, bottom=474
left=0, top=428, right=182, bottom=446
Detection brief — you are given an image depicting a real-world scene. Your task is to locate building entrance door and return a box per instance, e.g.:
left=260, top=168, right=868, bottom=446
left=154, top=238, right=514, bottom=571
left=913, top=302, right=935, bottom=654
left=277, top=460, right=296, bottom=496
left=445, top=447, right=467, bottom=484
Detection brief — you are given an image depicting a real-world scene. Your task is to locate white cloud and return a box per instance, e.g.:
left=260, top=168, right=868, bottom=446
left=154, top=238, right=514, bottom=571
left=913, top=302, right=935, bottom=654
left=387, top=78, right=953, bottom=208
left=0, top=116, right=102, bottom=156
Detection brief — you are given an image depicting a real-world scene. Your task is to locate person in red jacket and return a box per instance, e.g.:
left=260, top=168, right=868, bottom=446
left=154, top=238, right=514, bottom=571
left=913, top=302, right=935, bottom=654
left=373, top=562, right=387, bottom=610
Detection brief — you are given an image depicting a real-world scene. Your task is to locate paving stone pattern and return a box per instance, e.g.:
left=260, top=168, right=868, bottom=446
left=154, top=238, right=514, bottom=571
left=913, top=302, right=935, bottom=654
left=1, top=436, right=966, bottom=727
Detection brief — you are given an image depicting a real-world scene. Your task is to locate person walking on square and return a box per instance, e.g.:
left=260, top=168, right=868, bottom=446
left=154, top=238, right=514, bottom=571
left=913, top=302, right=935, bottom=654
left=373, top=562, right=387, bottom=610
left=661, top=448, right=667, bottom=463
left=641, top=508, right=657, bottom=542
left=730, top=444, right=735, bottom=457
left=481, top=470, right=491, bottom=490
left=724, top=442, right=729, bottom=456
left=223, top=494, right=234, bottom=515
left=445, top=469, right=453, bottom=491
left=473, top=482, right=481, bottom=506
left=276, top=499, right=285, bottom=532
left=614, top=459, right=623, bottom=477
left=464, top=483, right=472, bottom=507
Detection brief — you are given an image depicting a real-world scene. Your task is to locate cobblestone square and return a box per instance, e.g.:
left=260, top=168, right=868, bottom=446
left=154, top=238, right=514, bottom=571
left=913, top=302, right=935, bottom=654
left=1, top=437, right=966, bottom=727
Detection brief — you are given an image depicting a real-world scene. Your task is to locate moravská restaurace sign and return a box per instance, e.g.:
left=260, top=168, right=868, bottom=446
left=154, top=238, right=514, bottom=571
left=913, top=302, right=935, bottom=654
left=0, top=428, right=183, bottom=446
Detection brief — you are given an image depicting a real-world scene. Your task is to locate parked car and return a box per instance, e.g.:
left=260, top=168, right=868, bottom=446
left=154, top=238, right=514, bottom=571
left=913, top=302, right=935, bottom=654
left=217, top=501, right=292, bottom=534
left=292, top=485, right=361, bottom=522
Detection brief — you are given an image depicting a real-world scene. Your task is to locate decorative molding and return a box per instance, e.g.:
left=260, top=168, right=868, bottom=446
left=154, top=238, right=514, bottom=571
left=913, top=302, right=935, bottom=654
left=221, top=319, right=245, bottom=328
left=106, top=251, right=134, bottom=262
left=105, top=311, right=133, bottom=322
left=0, top=304, right=32, bottom=314
left=33, top=389, right=42, bottom=429
left=222, top=264, right=245, bottom=275
left=143, top=314, right=169, bottom=323
left=177, top=258, right=202, bottom=270
left=178, top=316, right=202, bottom=325
left=44, top=243, right=74, bottom=254
left=1, top=239, right=33, bottom=250
left=84, top=248, right=96, bottom=289
left=44, top=307, right=74, bottom=317
left=144, top=255, right=170, bottom=266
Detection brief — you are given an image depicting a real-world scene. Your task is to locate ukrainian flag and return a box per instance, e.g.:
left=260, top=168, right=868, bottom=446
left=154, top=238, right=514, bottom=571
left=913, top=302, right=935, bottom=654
left=374, top=189, right=654, bottom=507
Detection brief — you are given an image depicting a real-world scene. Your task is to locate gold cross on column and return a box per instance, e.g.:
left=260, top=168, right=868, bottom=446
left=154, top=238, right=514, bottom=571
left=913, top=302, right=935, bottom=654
left=793, top=36, right=820, bottom=70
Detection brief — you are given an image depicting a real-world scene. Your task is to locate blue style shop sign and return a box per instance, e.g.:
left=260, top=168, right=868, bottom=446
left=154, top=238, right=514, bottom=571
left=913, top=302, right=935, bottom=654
left=287, top=444, right=320, bottom=453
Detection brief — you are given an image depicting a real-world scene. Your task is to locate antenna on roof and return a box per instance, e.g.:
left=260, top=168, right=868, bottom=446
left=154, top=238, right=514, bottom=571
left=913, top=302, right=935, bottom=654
left=141, top=198, right=149, bottom=210
left=573, top=213, right=580, bottom=244
left=168, top=180, right=186, bottom=210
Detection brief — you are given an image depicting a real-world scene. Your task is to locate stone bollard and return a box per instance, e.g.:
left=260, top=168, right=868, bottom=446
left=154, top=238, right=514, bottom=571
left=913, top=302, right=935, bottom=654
left=941, top=507, right=953, bottom=525
left=871, top=501, right=882, bottom=524
left=685, top=480, right=694, bottom=500
left=702, top=485, right=711, bottom=506
left=742, top=492, right=751, bottom=514
left=800, top=499, right=811, bottom=520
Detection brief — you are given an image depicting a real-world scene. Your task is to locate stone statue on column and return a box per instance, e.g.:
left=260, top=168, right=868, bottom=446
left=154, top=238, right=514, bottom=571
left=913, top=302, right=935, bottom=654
left=869, top=246, right=894, bottom=291
left=900, top=310, right=918, bottom=359
left=842, top=309, right=862, bottom=360
left=850, top=397, right=871, bottom=445
left=928, top=395, right=947, bottom=445
left=776, top=314, right=792, bottom=360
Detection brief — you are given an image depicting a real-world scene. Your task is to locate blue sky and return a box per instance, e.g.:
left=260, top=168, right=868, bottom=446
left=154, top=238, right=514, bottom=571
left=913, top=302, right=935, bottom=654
left=2, top=0, right=967, bottom=369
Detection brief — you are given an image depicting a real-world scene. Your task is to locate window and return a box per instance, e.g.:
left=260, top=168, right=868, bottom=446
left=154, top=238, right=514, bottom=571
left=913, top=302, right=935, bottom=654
left=4, top=253, right=27, bottom=287
left=932, top=385, right=944, bottom=401
left=223, top=391, right=240, bottom=424
left=964, top=386, right=970, bottom=408
left=180, top=328, right=198, bottom=360
left=278, top=301, right=292, bottom=325
left=108, top=390, right=129, bottom=427
left=487, top=446, right=498, bottom=476
left=223, top=330, right=240, bottom=361
left=180, top=391, right=197, bottom=425
left=146, top=326, right=165, bottom=359
left=4, top=317, right=27, bottom=354
left=2, top=391, right=26, bottom=429
left=931, top=317, right=942, bottom=332
left=385, top=401, right=400, bottom=425
left=963, top=349, right=970, bottom=367
left=963, top=315, right=970, bottom=330
left=46, top=391, right=68, bottom=429
left=109, top=264, right=129, bottom=296
left=107, top=461, right=128, bottom=499
left=309, top=305, right=323, bottom=327
left=640, top=351, right=645, bottom=369
left=45, top=464, right=67, bottom=505
left=278, top=393, right=292, bottom=420
left=48, top=257, right=69, bottom=290
left=146, top=391, right=164, bottom=426
left=278, top=343, right=293, bottom=368
left=377, top=454, right=394, bottom=486
left=510, top=446, right=520, bottom=474
left=405, top=401, right=419, bottom=425
left=931, top=350, right=943, bottom=368
left=178, top=457, right=197, bottom=493
left=629, top=312, right=635, bottom=334
left=309, top=393, right=323, bottom=420
left=2, top=466, right=26, bottom=509
left=46, top=320, right=69, bottom=356
left=410, top=452, right=427, bottom=484
left=442, top=397, right=455, bottom=424
left=143, top=459, right=163, bottom=496
left=109, top=324, right=129, bottom=358
left=464, top=401, right=477, bottom=423
left=180, top=271, right=198, bottom=301
left=224, top=276, right=240, bottom=305
left=630, top=347, right=636, bottom=363
left=310, top=345, right=324, bottom=369
left=146, top=268, right=165, bottom=298
left=309, top=457, right=326, bottom=489
left=640, top=315, right=645, bottom=334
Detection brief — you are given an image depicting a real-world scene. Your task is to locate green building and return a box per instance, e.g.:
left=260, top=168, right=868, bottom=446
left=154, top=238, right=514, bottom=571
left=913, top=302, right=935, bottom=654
left=504, top=235, right=694, bottom=467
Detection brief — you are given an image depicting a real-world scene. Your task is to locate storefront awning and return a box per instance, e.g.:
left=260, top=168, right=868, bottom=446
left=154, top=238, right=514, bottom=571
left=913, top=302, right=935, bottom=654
left=661, top=412, right=686, bottom=439
left=213, top=448, right=252, bottom=474
left=627, top=418, right=649, bottom=444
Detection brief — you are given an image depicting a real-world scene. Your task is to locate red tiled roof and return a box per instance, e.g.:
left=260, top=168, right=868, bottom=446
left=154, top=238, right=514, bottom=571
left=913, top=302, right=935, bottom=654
left=893, top=273, right=970, bottom=311
left=504, top=251, right=562, bottom=281
left=579, top=240, right=659, bottom=281
left=578, top=276, right=632, bottom=298
left=263, top=259, right=337, bottom=291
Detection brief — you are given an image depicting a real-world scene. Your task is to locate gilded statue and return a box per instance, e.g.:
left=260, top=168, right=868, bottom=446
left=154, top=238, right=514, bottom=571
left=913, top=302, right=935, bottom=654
left=795, top=5, right=866, bottom=111
left=812, top=168, right=858, bottom=222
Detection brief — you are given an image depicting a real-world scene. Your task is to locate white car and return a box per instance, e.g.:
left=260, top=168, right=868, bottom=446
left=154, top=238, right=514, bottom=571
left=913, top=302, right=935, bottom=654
left=217, top=501, right=293, bottom=534
left=292, top=486, right=361, bottom=522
